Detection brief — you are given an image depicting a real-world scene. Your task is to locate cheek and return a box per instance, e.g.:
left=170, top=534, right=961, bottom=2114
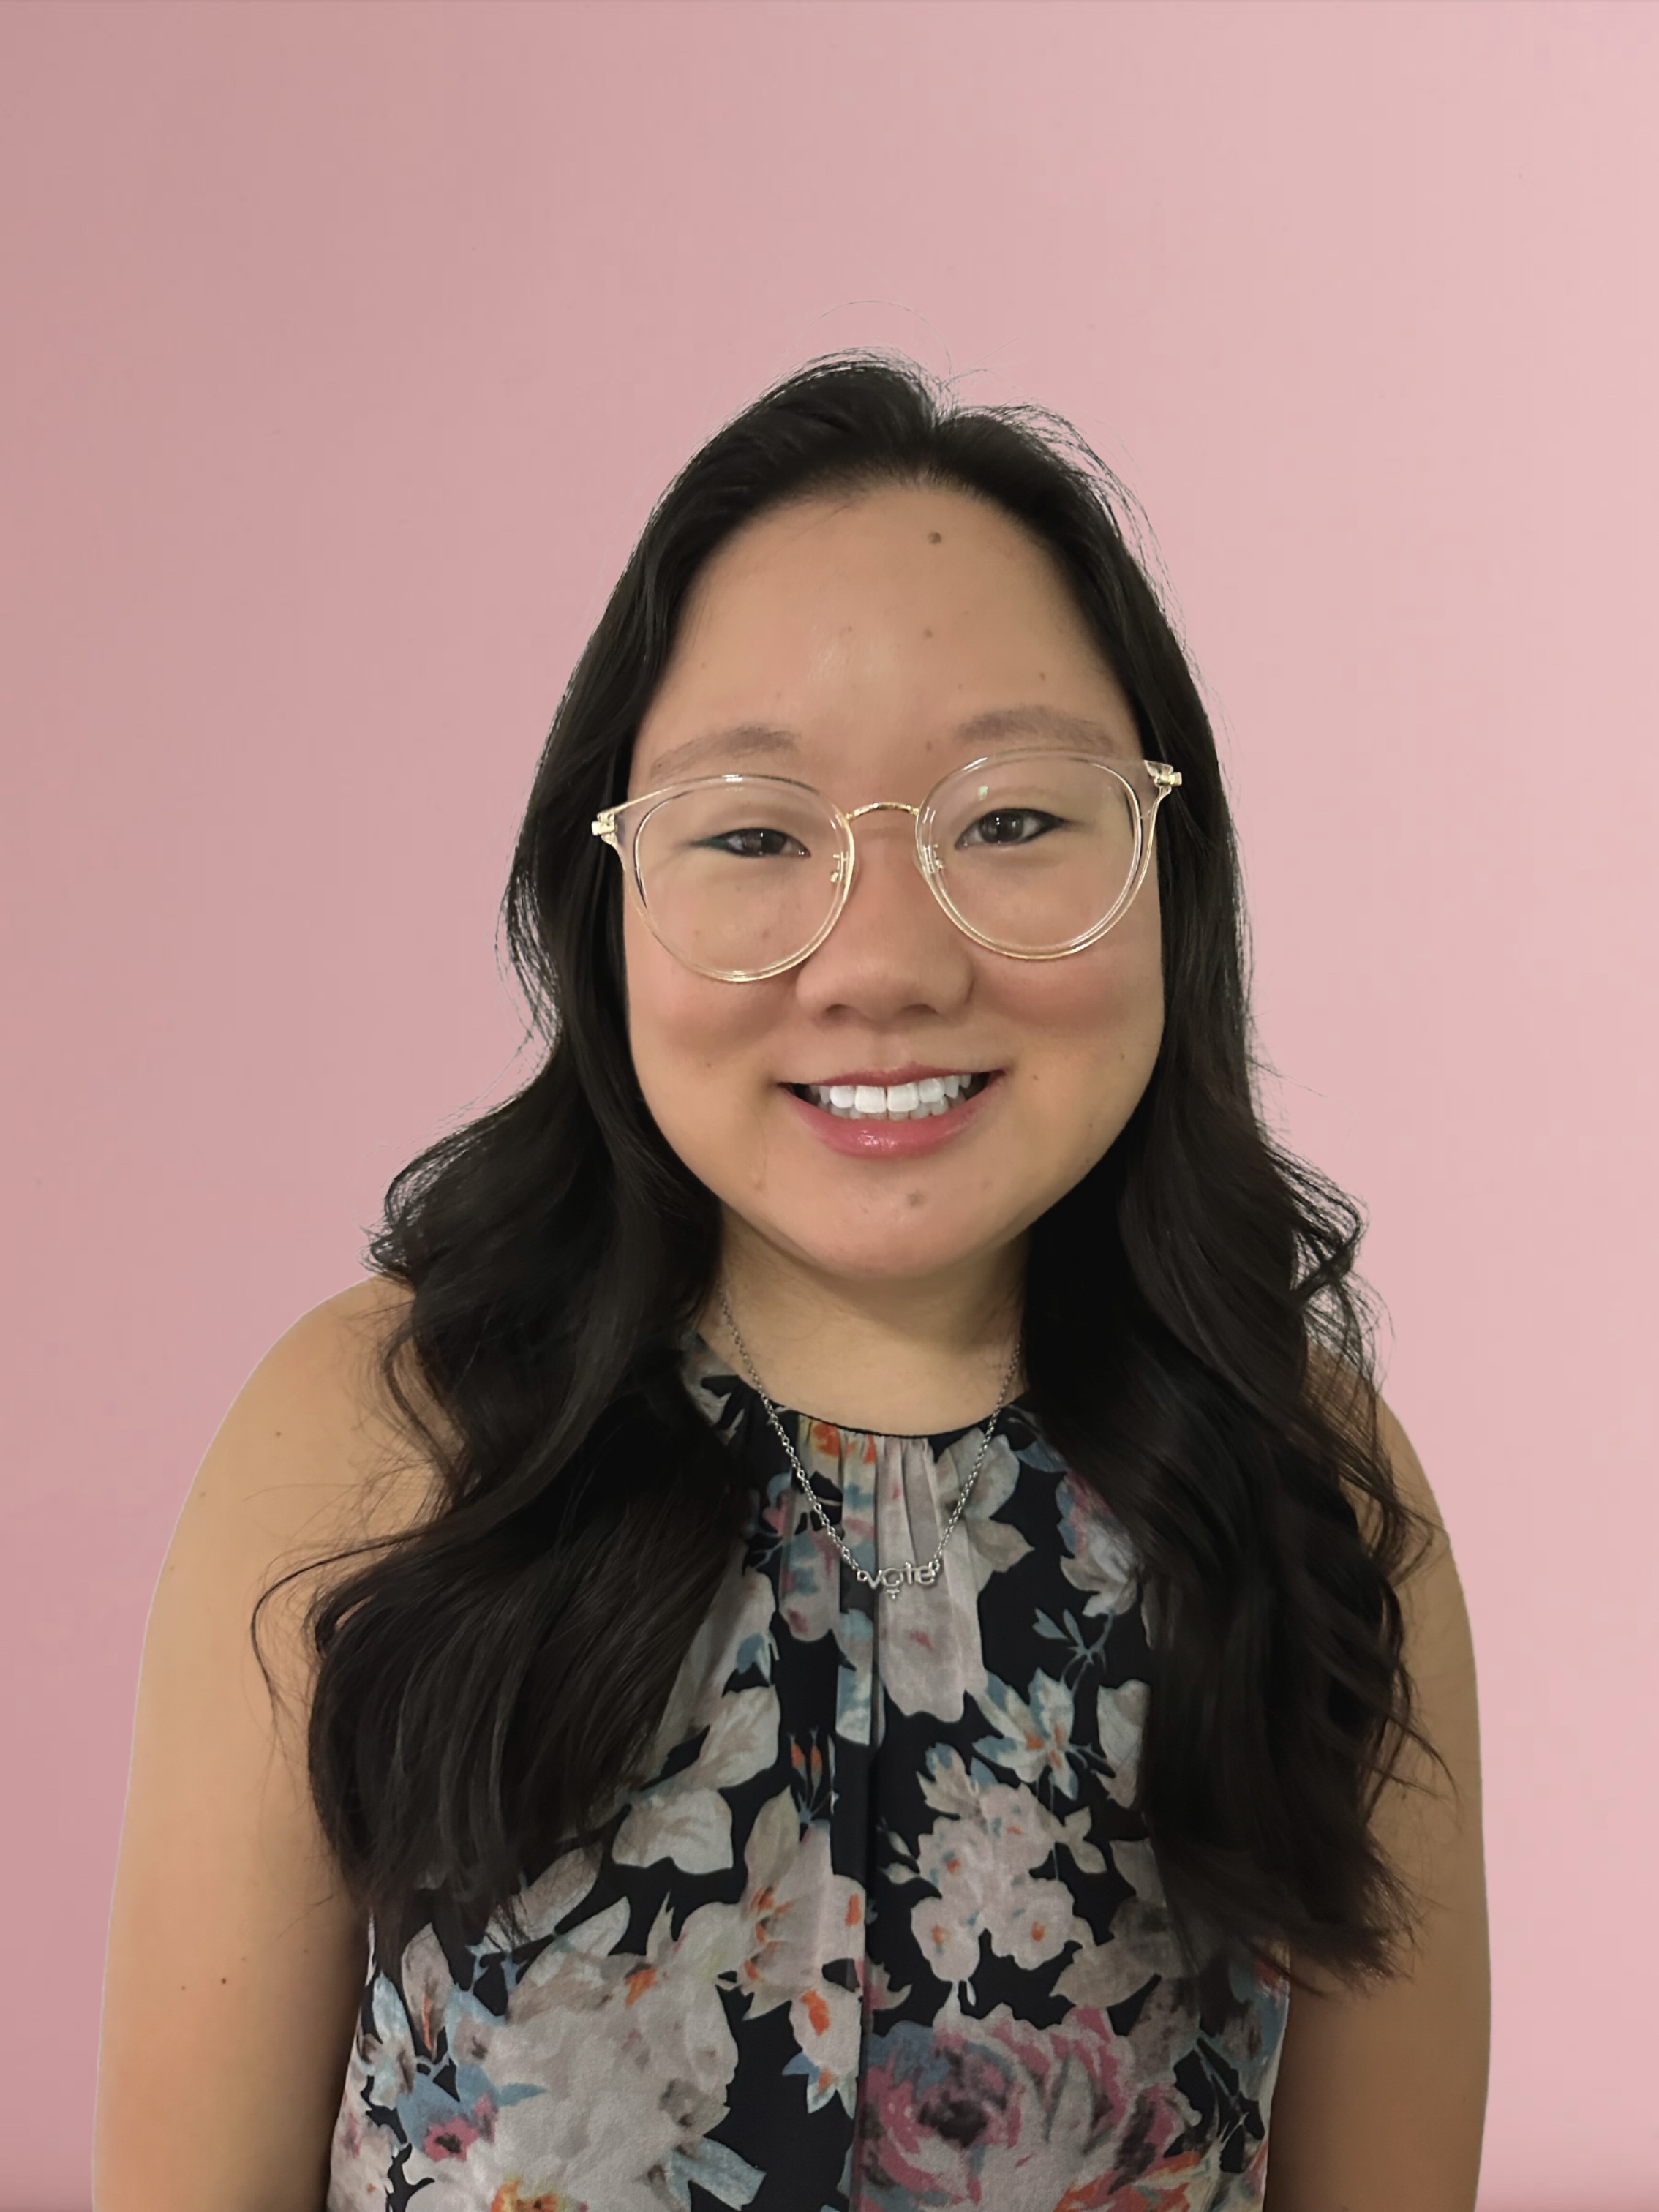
left=622, top=908, right=781, bottom=1143
left=998, top=907, right=1165, bottom=1124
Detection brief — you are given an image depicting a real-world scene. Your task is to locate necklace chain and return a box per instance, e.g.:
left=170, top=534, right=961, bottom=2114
left=715, top=1288, right=1022, bottom=1603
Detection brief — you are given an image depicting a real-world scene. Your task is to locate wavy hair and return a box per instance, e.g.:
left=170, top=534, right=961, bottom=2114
left=265, top=355, right=1432, bottom=1982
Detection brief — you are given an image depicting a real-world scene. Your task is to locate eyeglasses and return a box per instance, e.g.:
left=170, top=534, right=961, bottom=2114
left=591, top=748, right=1182, bottom=982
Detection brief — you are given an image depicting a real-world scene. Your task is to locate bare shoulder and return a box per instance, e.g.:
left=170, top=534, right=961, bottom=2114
left=1373, top=1393, right=1448, bottom=1547
left=1306, top=1345, right=1451, bottom=1571
left=94, top=1274, right=445, bottom=2212
left=258, top=1267, right=435, bottom=1488
left=1367, top=1394, right=1472, bottom=1728
left=184, top=1274, right=447, bottom=1639
left=1304, top=1358, right=1478, bottom=1868
left=1264, top=1382, right=1490, bottom=2211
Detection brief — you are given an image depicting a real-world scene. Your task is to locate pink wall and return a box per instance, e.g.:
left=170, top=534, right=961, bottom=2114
left=4, top=4, right=1654, bottom=2204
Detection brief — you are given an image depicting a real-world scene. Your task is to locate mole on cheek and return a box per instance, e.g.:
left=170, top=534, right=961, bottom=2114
left=906, top=1188, right=926, bottom=1209
left=928, top=532, right=942, bottom=545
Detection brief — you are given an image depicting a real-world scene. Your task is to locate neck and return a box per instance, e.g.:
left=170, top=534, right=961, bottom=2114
left=705, top=1216, right=1026, bottom=1434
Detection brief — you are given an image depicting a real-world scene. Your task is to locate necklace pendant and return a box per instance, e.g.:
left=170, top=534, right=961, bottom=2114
left=873, top=1558, right=941, bottom=1600
left=715, top=1284, right=1021, bottom=1616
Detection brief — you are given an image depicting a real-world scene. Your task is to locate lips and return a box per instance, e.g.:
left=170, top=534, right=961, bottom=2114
left=779, top=1068, right=1002, bottom=1159
left=786, top=1071, right=991, bottom=1121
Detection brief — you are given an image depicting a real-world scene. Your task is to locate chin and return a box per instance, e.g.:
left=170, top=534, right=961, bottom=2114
left=763, top=1205, right=1025, bottom=1286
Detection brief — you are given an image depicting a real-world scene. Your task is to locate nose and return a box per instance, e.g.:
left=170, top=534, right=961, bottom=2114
left=793, top=805, right=974, bottom=1022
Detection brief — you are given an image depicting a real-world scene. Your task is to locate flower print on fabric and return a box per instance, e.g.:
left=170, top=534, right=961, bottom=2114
left=328, top=1337, right=1288, bottom=2212
left=896, top=1746, right=1098, bottom=1991
left=1057, top=1470, right=1141, bottom=1620
left=854, top=1999, right=1214, bottom=2211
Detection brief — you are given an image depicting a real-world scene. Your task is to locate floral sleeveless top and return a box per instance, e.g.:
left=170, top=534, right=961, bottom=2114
left=328, top=1339, right=1288, bottom=2211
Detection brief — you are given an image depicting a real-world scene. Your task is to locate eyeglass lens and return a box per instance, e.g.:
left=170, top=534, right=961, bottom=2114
left=631, top=758, right=1144, bottom=979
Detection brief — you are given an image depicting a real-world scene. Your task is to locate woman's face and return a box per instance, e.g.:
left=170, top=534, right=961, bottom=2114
left=622, top=483, right=1166, bottom=1290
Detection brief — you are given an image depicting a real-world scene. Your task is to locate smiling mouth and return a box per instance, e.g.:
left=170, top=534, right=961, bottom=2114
left=785, top=1072, right=994, bottom=1121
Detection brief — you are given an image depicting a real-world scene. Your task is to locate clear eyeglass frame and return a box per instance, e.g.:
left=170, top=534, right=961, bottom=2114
left=590, top=748, right=1184, bottom=983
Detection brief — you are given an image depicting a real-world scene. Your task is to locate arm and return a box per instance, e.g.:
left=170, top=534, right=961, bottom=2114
left=94, top=1276, right=434, bottom=2212
left=1264, top=1399, right=1491, bottom=2211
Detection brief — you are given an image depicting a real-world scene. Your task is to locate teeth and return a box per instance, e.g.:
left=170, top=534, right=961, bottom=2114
left=797, top=1072, right=985, bottom=1119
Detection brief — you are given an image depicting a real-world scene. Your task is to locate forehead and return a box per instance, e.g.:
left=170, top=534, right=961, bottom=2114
left=632, top=484, right=1139, bottom=792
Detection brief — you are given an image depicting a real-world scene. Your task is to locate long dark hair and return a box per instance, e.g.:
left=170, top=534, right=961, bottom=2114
left=265, top=354, right=1431, bottom=1984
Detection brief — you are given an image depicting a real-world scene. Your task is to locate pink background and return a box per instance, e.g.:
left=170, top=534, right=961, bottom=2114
left=3, top=4, right=1655, bottom=2205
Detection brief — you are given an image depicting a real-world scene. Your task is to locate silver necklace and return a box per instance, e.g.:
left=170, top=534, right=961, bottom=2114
left=716, top=1288, right=1022, bottom=1602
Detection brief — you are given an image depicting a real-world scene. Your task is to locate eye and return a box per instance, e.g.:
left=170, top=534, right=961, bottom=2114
left=696, top=825, right=811, bottom=859
left=958, top=808, right=1064, bottom=849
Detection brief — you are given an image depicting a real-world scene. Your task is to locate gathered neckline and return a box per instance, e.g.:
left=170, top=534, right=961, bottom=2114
left=686, top=1331, right=1031, bottom=1451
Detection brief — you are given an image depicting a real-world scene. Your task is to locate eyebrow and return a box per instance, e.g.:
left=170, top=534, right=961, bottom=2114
left=638, top=703, right=1134, bottom=789
left=639, top=722, right=799, bottom=786
left=955, top=704, right=1133, bottom=753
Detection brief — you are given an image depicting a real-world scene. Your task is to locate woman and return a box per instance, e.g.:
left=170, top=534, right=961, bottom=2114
left=96, top=357, right=1489, bottom=2211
